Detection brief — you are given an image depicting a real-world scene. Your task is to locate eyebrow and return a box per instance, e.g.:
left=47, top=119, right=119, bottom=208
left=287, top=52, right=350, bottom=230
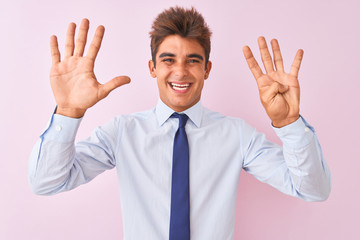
left=158, top=52, right=204, bottom=61
left=159, top=52, right=175, bottom=58
left=187, top=54, right=204, bottom=61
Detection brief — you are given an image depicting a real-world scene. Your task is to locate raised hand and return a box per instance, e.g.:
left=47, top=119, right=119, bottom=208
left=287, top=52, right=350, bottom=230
left=50, top=19, right=131, bottom=118
left=243, top=36, right=303, bottom=128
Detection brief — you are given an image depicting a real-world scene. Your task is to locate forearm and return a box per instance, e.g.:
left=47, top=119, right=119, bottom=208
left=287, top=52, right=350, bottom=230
left=28, top=114, right=82, bottom=195
left=275, top=116, right=331, bottom=201
left=243, top=116, right=331, bottom=201
left=29, top=114, right=118, bottom=195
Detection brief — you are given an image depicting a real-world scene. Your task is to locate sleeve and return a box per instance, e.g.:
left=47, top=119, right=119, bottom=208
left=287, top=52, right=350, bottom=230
left=242, top=116, right=331, bottom=202
left=28, top=113, right=121, bottom=195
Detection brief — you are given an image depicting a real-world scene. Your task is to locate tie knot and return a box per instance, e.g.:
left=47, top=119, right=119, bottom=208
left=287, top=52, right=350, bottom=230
left=171, top=113, right=189, bottom=128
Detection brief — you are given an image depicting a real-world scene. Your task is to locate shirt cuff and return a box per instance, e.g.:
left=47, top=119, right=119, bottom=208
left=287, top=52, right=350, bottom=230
left=41, top=113, right=82, bottom=142
left=272, top=116, right=315, bottom=149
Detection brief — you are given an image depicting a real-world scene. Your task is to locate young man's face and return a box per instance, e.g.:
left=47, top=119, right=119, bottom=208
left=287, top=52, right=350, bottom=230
left=149, top=35, right=212, bottom=112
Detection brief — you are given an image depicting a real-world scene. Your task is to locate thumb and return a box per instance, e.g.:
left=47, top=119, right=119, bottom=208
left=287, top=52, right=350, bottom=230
left=99, top=76, right=131, bottom=100
left=261, top=81, right=288, bottom=103
left=270, top=81, right=288, bottom=94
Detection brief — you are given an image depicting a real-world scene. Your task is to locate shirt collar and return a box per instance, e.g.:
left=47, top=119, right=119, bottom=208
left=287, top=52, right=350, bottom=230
left=155, top=99, right=203, bottom=128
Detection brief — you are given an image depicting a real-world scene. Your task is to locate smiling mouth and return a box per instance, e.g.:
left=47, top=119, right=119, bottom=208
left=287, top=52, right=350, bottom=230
left=169, top=82, right=191, bottom=91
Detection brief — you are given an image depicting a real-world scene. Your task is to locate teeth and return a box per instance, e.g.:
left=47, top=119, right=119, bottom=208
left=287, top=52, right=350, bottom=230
left=170, top=83, right=190, bottom=91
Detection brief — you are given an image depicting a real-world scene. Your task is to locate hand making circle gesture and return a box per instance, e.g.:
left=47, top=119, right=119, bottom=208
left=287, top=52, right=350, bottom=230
left=243, top=36, right=303, bottom=127
left=49, top=19, right=131, bottom=118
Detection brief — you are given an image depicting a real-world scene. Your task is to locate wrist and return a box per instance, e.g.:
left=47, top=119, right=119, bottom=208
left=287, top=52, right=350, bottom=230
left=272, top=116, right=300, bottom=128
left=55, top=106, right=86, bottom=118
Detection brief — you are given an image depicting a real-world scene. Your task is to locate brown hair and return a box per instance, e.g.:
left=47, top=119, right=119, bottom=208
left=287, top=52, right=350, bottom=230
left=150, top=6, right=212, bottom=67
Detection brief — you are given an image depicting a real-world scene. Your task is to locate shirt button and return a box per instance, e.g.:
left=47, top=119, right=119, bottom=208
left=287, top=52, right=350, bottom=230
left=304, top=127, right=310, bottom=132
left=55, top=125, right=62, bottom=131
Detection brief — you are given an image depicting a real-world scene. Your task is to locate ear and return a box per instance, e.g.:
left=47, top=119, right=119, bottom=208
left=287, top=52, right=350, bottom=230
left=204, top=60, right=212, bottom=80
left=148, top=60, right=156, bottom=78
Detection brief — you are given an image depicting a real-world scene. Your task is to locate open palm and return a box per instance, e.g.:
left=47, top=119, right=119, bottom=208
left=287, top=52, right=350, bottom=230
left=243, top=37, right=303, bottom=127
left=50, top=19, right=130, bottom=118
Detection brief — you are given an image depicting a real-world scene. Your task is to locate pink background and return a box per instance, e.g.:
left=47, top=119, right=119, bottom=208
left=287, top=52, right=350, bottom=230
left=1, top=0, right=359, bottom=239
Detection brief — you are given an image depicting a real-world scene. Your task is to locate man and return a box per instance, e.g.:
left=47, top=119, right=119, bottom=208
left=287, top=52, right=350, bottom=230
left=29, top=6, right=331, bottom=240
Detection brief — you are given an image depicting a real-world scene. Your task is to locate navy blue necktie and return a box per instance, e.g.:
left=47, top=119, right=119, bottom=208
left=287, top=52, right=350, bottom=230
left=169, top=113, right=190, bottom=240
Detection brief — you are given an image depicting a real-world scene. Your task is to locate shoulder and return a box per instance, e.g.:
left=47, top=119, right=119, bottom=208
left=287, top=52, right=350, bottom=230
left=202, top=107, right=257, bottom=136
left=202, top=107, right=247, bottom=126
left=104, top=108, right=157, bottom=131
left=109, top=108, right=155, bottom=122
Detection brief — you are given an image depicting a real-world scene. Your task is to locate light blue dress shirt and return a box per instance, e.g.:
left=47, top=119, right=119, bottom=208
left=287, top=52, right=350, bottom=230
left=29, top=100, right=331, bottom=240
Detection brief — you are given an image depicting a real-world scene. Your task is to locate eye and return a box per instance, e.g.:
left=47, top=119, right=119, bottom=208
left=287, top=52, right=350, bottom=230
left=188, top=59, right=200, bottom=63
left=162, top=58, right=174, bottom=63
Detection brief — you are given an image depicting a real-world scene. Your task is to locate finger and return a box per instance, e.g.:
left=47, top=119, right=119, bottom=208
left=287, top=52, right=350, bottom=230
left=50, top=35, right=60, bottom=64
left=86, top=25, right=105, bottom=60
left=262, top=81, right=289, bottom=102
left=243, top=45, right=263, bottom=80
left=270, top=39, right=284, bottom=72
left=99, top=76, right=131, bottom=100
left=74, top=19, right=90, bottom=56
left=290, top=49, right=304, bottom=78
left=258, top=36, right=275, bottom=73
left=65, top=22, right=76, bottom=57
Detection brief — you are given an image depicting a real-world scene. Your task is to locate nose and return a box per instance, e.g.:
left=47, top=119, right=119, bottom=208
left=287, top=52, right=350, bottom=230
left=173, top=62, right=188, bottom=80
